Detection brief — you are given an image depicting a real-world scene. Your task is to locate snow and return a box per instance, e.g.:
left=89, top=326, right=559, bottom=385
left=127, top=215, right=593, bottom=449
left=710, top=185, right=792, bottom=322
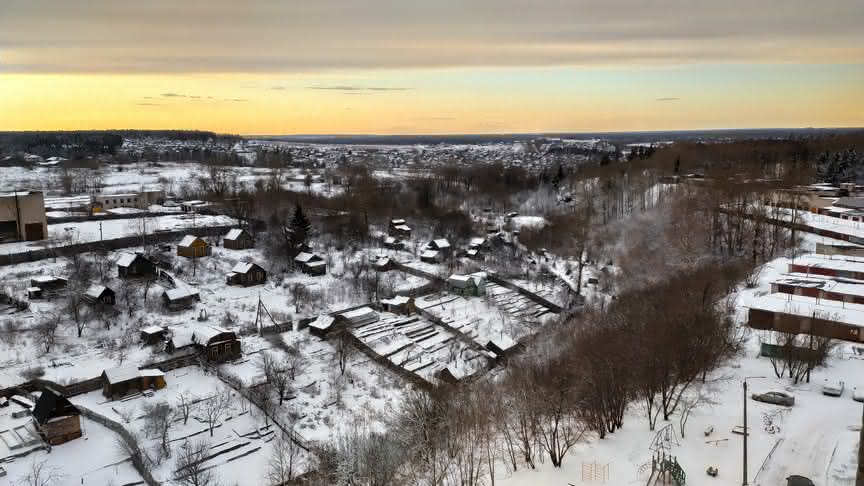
left=294, top=252, right=317, bottom=263
left=140, top=325, right=165, bottom=335
left=115, top=252, right=138, bottom=267
left=165, top=287, right=199, bottom=301
left=224, top=228, right=244, bottom=240
left=191, top=325, right=232, bottom=345
left=102, top=365, right=141, bottom=384
left=178, top=234, right=202, bottom=247
left=748, top=293, right=864, bottom=328
left=308, top=314, right=335, bottom=332
left=340, top=306, right=378, bottom=323
left=432, top=238, right=451, bottom=249
left=230, top=261, right=256, bottom=274
left=83, top=284, right=107, bottom=299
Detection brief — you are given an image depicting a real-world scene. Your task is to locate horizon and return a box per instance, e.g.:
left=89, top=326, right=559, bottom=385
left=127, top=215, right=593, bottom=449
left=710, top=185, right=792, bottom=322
left=1, top=1, right=863, bottom=134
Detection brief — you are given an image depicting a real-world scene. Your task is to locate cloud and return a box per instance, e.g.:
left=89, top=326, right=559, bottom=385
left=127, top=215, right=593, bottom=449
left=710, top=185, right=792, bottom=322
left=160, top=92, right=186, bottom=97
left=655, top=97, right=680, bottom=101
left=306, top=85, right=412, bottom=93
left=136, top=102, right=162, bottom=106
left=1, top=0, right=862, bottom=73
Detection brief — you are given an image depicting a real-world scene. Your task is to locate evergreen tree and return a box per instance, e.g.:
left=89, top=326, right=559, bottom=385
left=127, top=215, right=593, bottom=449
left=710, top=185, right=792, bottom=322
left=289, top=203, right=311, bottom=250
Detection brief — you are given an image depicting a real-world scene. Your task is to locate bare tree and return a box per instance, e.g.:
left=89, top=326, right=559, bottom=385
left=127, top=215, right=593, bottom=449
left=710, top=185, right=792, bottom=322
left=175, top=439, right=218, bottom=486
left=176, top=389, right=199, bottom=426
left=15, top=458, right=64, bottom=486
left=267, top=433, right=301, bottom=485
left=258, top=352, right=291, bottom=405
left=35, top=314, right=61, bottom=354
left=201, top=390, right=231, bottom=437
left=335, top=332, right=355, bottom=376
left=143, top=401, right=174, bottom=461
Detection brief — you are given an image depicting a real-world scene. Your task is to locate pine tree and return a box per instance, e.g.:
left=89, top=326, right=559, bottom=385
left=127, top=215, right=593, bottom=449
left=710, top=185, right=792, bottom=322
left=289, top=204, right=311, bottom=251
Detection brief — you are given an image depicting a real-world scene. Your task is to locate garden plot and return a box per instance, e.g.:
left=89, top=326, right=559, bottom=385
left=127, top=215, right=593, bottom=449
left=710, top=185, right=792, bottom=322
left=219, top=332, right=407, bottom=444
left=72, top=366, right=311, bottom=486
left=416, top=283, right=558, bottom=349
left=350, top=311, right=489, bottom=383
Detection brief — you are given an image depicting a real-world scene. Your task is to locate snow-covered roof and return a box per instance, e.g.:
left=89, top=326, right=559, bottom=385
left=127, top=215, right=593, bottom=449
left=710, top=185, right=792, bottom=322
left=431, top=238, right=451, bottom=249
left=138, top=369, right=165, bottom=377
left=421, top=250, right=439, bottom=259
left=294, top=252, right=320, bottom=263
left=469, top=237, right=486, bottom=247
left=178, top=235, right=203, bottom=247
left=224, top=228, right=247, bottom=240
left=487, top=335, right=518, bottom=351
left=790, top=255, right=864, bottom=273
left=116, top=252, right=138, bottom=268
left=32, top=275, right=63, bottom=283
left=340, top=306, right=378, bottom=323
left=749, top=294, right=864, bottom=328
left=192, top=325, right=234, bottom=345
left=375, top=257, right=391, bottom=267
left=84, top=284, right=109, bottom=299
left=306, top=260, right=326, bottom=268
left=382, top=295, right=411, bottom=306
left=169, top=327, right=195, bottom=348
left=103, top=365, right=140, bottom=384
left=394, top=225, right=411, bottom=231
left=384, top=236, right=397, bottom=244
left=140, top=325, right=165, bottom=335
left=230, top=261, right=262, bottom=274
left=308, top=315, right=335, bottom=331
left=165, top=287, right=199, bottom=301
left=448, top=274, right=473, bottom=288
left=390, top=219, right=406, bottom=225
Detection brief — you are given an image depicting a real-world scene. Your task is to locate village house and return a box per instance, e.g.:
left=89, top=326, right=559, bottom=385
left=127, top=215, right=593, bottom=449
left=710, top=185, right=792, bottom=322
left=192, top=326, right=242, bottom=362
left=374, top=256, right=395, bottom=272
left=383, top=235, right=405, bottom=250
left=32, top=388, right=81, bottom=446
left=162, top=286, right=200, bottom=310
left=117, top=252, right=156, bottom=278
left=420, top=249, right=441, bottom=263
left=226, top=261, right=267, bottom=286
left=140, top=325, right=167, bottom=346
left=448, top=272, right=487, bottom=296
left=308, top=314, right=336, bottom=337
left=101, top=366, right=166, bottom=400
left=29, top=276, right=66, bottom=299
left=222, top=228, right=255, bottom=250
left=177, top=235, right=211, bottom=258
left=294, top=252, right=327, bottom=276
left=388, top=218, right=412, bottom=239
left=84, top=284, right=115, bottom=305
left=381, top=295, right=415, bottom=315
left=426, top=238, right=452, bottom=256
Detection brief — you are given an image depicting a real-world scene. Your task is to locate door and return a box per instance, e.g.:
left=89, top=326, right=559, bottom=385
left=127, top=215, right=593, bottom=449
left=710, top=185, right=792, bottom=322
left=25, top=223, right=44, bottom=241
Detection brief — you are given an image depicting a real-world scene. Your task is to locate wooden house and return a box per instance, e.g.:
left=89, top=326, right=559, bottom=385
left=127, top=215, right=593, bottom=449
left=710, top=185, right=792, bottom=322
left=32, top=388, right=81, bottom=445
left=308, top=315, right=336, bottom=337
left=177, top=235, right=211, bottom=258
left=426, top=238, right=452, bottom=256
left=389, top=219, right=412, bottom=238
left=192, top=326, right=241, bottom=362
left=84, top=284, right=115, bottom=305
left=336, top=306, right=379, bottom=328
left=381, top=295, right=415, bottom=315
left=162, top=287, right=200, bottom=311
left=294, top=252, right=326, bottom=276
left=117, top=252, right=156, bottom=278
left=448, top=273, right=487, bottom=296
left=374, top=256, right=395, bottom=272
left=420, top=249, right=441, bottom=263
left=226, top=261, right=267, bottom=286
left=747, top=294, right=864, bottom=343
left=101, top=366, right=166, bottom=399
left=383, top=236, right=405, bottom=250
left=140, top=325, right=167, bottom=346
left=223, top=228, right=255, bottom=250
left=30, top=276, right=67, bottom=293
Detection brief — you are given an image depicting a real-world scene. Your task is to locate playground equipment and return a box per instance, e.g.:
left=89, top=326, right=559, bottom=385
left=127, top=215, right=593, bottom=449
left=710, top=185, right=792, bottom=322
left=646, top=450, right=686, bottom=485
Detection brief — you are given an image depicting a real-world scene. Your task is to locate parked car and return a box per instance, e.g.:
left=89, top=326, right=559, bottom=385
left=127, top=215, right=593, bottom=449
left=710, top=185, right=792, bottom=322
left=822, top=379, right=845, bottom=397
left=853, top=387, right=864, bottom=403
left=751, top=391, right=795, bottom=406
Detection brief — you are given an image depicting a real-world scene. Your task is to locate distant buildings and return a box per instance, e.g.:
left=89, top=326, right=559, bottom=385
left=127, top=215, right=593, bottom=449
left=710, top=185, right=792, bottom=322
left=0, top=190, right=47, bottom=242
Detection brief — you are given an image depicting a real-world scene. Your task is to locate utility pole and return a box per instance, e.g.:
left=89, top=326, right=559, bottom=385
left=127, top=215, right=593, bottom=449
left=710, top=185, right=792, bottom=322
left=857, top=402, right=863, bottom=486
left=743, top=380, right=748, bottom=486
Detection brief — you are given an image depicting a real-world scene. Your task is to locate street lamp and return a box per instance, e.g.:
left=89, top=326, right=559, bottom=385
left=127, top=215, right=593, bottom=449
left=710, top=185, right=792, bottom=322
left=743, top=376, right=766, bottom=486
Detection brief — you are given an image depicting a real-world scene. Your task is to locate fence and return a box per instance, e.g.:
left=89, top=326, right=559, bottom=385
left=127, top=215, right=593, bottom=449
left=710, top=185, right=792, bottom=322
left=486, top=274, right=563, bottom=313
left=0, top=224, right=236, bottom=266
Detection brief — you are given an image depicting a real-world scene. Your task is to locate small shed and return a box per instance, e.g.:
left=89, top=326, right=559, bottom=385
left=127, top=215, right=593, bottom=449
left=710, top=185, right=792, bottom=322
left=139, top=369, right=167, bottom=390
left=192, top=325, right=241, bottom=362
left=177, top=235, right=211, bottom=258
left=32, top=388, right=81, bottom=445
left=448, top=272, right=487, bottom=296
left=102, top=366, right=167, bottom=399
left=84, top=284, right=116, bottom=305
left=374, top=256, right=395, bottom=272
left=27, top=287, right=43, bottom=300
left=420, top=249, right=441, bottom=263
left=427, top=238, right=452, bottom=255
left=308, top=314, right=336, bottom=337
left=140, top=325, right=167, bottom=346
left=117, top=252, right=156, bottom=278
left=294, top=252, right=326, bottom=276
left=223, top=228, right=255, bottom=250
left=383, top=236, right=405, bottom=250
left=162, top=287, right=200, bottom=311
left=381, top=295, right=415, bottom=315
left=30, top=276, right=67, bottom=292
left=226, top=261, right=267, bottom=286
left=389, top=219, right=412, bottom=238
left=337, top=306, right=379, bottom=327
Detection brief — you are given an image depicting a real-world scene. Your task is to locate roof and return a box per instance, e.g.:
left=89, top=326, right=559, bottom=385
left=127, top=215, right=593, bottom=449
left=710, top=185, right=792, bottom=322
left=374, top=257, right=391, bottom=267
left=835, top=197, right=864, bottom=209
left=306, top=260, right=326, bottom=268
left=394, top=225, right=411, bottom=231
left=84, top=284, right=111, bottom=299
left=749, top=294, right=864, bottom=328
left=431, top=238, right=451, bottom=249
left=138, top=369, right=165, bottom=377
left=230, top=261, right=263, bottom=274
left=103, top=366, right=140, bottom=384
left=384, top=236, right=397, bottom=244
left=178, top=235, right=204, bottom=247
left=140, top=325, right=165, bottom=335
left=340, top=306, right=378, bottom=323
left=381, top=295, right=411, bottom=306
left=32, top=275, right=63, bottom=283
left=224, top=228, right=249, bottom=241
left=421, top=250, right=440, bottom=259
left=32, top=388, right=78, bottom=425
left=169, top=327, right=195, bottom=348
left=390, top=219, right=406, bottom=225
left=790, top=255, right=864, bottom=273
left=308, top=314, right=335, bottom=331
left=448, top=274, right=473, bottom=288
left=165, top=287, right=199, bottom=301
left=192, top=325, right=235, bottom=345
left=116, top=253, right=138, bottom=268
left=469, top=237, right=486, bottom=247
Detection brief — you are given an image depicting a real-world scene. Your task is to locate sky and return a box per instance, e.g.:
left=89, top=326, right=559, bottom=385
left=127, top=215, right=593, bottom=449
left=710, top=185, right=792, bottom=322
left=0, top=0, right=863, bottom=135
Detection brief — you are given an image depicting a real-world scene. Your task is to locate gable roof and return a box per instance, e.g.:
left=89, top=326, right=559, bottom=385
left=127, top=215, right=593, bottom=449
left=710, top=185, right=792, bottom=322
left=192, top=325, right=235, bottom=346
left=165, top=287, right=199, bottom=301
left=224, top=228, right=248, bottom=240
left=103, top=365, right=140, bottom=384
left=294, top=252, right=322, bottom=263
left=308, top=314, right=335, bottom=331
left=116, top=252, right=141, bottom=268
left=32, top=388, right=79, bottom=425
left=84, top=284, right=113, bottom=299
left=230, top=261, right=264, bottom=274
left=431, top=238, right=451, bottom=249
left=178, top=235, right=205, bottom=247
left=420, top=249, right=440, bottom=259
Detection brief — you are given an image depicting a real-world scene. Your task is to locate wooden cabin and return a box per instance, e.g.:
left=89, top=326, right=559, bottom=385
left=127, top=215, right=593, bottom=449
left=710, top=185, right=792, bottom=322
left=223, top=228, right=255, bottom=250
left=426, top=238, right=452, bottom=256
left=140, top=325, right=167, bottom=346
left=177, top=235, right=211, bottom=258
left=388, top=219, right=412, bottom=238
left=32, top=388, right=81, bottom=445
left=192, top=326, right=241, bottom=362
left=448, top=273, right=487, bottom=296
left=294, top=252, right=327, bottom=276
left=162, top=287, right=200, bottom=311
left=226, top=262, right=267, bottom=286
left=84, top=284, right=115, bottom=305
left=117, top=252, right=157, bottom=278
left=30, top=276, right=67, bottom=293
left=101, top=366, right=166, bottom=400
left=420, top=249, right=441, bottom=263
left=381, top=295, right=415, bottom=315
